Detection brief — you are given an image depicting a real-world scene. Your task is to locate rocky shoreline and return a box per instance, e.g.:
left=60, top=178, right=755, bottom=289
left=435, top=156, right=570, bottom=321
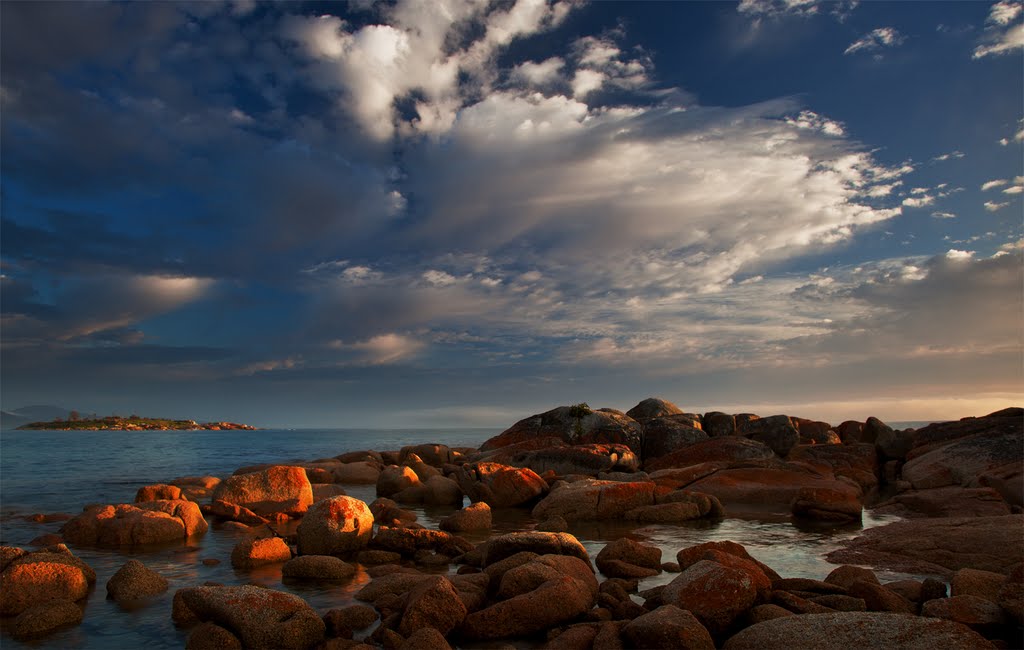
left=1, top=399, right=1021, bottom=648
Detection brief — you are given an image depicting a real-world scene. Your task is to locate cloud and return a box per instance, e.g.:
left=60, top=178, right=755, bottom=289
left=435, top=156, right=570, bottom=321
left=511, top=57, right=565, bottom=87
left=844, top=27, right=905, bottom=55
left=738, top=0, right=858, bottom=21
left=1003, top=176, right=1024, bottom=194
left=931, top=150, right=965, bottom=162
left=931, top=211, right=957, bottom=219
left=973, top=1, right=1024, bottom=58
left=280, top=0, right=576, bottom=140
left=333, top=333, right=426, bottom=365
left=984, top=200, right=1010, bottom=211
left=983, top=178, right=1010, bottom=190
left=902, top=195, right=935, bottom=208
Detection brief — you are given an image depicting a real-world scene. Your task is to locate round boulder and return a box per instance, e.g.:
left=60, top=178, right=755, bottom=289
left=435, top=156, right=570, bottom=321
left=106, top=559, right=169, bottom=602
left=296, top=496, right=374, bottom=556
left=230, top=537, right=291, bottom=569
left=282, top=555, right=356, bottom=581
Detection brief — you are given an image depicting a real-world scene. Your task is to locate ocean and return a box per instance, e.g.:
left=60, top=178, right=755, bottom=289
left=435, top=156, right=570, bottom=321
left=0, top=427, right=929, bottom=648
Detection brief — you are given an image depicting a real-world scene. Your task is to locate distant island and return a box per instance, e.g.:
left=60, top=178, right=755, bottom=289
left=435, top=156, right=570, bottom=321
left=17, top=415, right=256, bottom=431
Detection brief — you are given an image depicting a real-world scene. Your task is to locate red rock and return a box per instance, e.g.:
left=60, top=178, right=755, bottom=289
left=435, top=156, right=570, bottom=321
left=106, top=559, right=168, bottom=602
left=459, top=575, right=596, bottom=641
left=506, top=443, right=640, bottom=476
left=10, top=599, right=83, bottom=640
left=621, top=604, right=714, bottom=649
left=685, top=466, right=861, bottom=516
left=398, top=575, right=467, bottom=637
left=174, top=584, right=325, bottom=648
left=439, top=502, right=492, bottom=533
left=371, top=526, right=473, bottom=558
left=455, top=462, right=548, bottom=508
left=642, top=417, right=708, bottom=461
left=903, top=416, right=1022, bottom=492
left=824, top=565, right=880, bottom=590
left=398, top=444, right=455, bottom=467
left=282, top=555, right=356, bottom=581
left=676, top=541, right=781, bottom=582
left=481, top=405, right=643, bottom=455
left=951, top=568, right=1006, bottom=603
left=847, top=580, right=916, bottom=614
left=836, top=421, right=863, bottom=444
left=394, top=475, right=463, bottom=506
left=207, top=499, right=269, bottom=525
left=376, top=466, right=420, bottom=498
left=368, top=498, right=417, bottom=527
left=135, top=484, right=184, bottom=502
left=644, top=437, right=775, bottom=472
left=596, top=538, right=662, bottom=579
left=626, top=397, right=685, bottom=422
left=703, top=412, right=737, bottom=437
left=497, top=555, right=597, bottom=600
left=662, top=560, right=758, bottom=634
left=739, top=415, right=800, bottom=457
left=333, top=461, right=382, bottom=484
left=791, top=485, right=862, bottom=522
left=0, top=559, right=91, bottom=616
left=324, top=604, right=378, bottom=638
left=211, top=466, right=313, bottom=517
left=921, top=595, right=1008, bottom=633
left=722, top=612, right=996, bottom=649
left=788, top=443, right=879, bottom=493
left=62, top=500, right=207, bottom=547
left=532, top=479, right=656, bottom=521
left=399, top=627, right=451, bottom=650
left=746, top=604, right=795, bottom=624
left=230, top=536, right=291, bottom=569
left=483, top=531, right=591, bottom=566
left=827, top=515, right=1024, bottom=576
left=297, top=495, right=374, bottom=555
left=792, top=418, right=839, bottom=445
left=874, top=486, right=1012, bottom=518
left=186, top=622, right=242, bottom=649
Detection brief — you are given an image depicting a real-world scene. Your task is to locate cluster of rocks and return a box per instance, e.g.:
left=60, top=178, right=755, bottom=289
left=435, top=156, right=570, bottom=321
left=2, top=399, right=1020, bottom=647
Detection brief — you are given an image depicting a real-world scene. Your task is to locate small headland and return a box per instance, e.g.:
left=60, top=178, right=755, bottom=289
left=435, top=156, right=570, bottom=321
left=16, top=416, right=256, bottom=431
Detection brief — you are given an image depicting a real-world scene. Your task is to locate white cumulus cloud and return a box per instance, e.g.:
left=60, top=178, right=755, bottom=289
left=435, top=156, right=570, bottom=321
left=844, top=27, right=905, bottom=55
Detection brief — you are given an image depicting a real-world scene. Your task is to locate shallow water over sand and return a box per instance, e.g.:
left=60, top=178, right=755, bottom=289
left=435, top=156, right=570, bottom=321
left=0, top=428, right=924, bottom=648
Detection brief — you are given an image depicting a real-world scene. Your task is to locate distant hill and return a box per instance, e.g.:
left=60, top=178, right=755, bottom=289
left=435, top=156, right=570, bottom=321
left=1, top=405, right=72, bottom=430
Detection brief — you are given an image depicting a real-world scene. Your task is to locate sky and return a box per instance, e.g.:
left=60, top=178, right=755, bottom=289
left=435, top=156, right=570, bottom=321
left=1, top=0, right=1022, bottom=428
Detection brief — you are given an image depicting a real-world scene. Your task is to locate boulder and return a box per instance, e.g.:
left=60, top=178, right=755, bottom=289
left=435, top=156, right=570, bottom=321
left=333, top=462, right=382, bottom=484
left=497, top=555, right=597, bottom=601
left=661, top=560, right=757, bottom=634
left=173, top=584, right=325, bottom=648
left=296, top=496, right=374, bottom=556
left=722, top=612, right=995, bottom=649
left=207, top=500, right=268, bottom=525
left=860, top=417, right=890, bottom=445
left=368, top=498, right=417, bottom=527
left=231, top=537, right=291, bottom=569
left=454, top=463, right=548, bottom=508
left=847, top=580, right=916, bottom=614
left=827, top=515, right=1024, bottom=576
left=394, top=475, right=463, bottom=506
left=282, top=555, right=356, bottom=581
left=376, top=466, right=421, bottom=498
left=186, top=622, right=242, bottom=649
left=335, top=450, right=384, bottom=464
left=399, top=444, right=455, bottom=467
left=921, top=595, right=1008, bottom=633
left=642, top=417, right=709, bottom=461
left=106, top=559, right=168, bottom=602
left=371, top=527, right=474, bottom=558
left=791, top=485, right=863, bottom=522
left=836, top=421, right=863, bottom=444
left=644, top=437, right=776, bottom=472
left=458, top=575, right=596, bottom=641
left=739, top=415, right=799, bottom=457
left=875, top=486, right=1012, bottom=518
left=9, top=599, right=83, bottom=640
left=824, top=565, right=880, bottom=590
left=481, top=405, right=643, bottom=455
left=135, top=484, right=184, bottom=502
left=63, top=500, right=208, bottom=547
left=400, top=627, right=452, bottom=650
left=676, top=541, right=781, bottom=583
left=506, top=443, right=640, bottom=476
left=703, top=412, right=736, bottom=437
left=792, top=418, right=839, bottom=445
left=323, top=604, right=378, bottom=638
left=596, top=537, right=662, bottom=579
left=788, top=443, right=879, bottom=495
left=483, top=531, right=591, bottom=566
left=532, top=479, right=658, bottom=521
left=622, top=604, right=715, bottom=649
left=399, top=575, right=467, bottom=637
left=949, top=568, right=1004, bottom=604
left=311, top=484, right=348, bottom=502
left=998, top=564, right=1024, bottom=625
left=439, top=502, right=491, bottom=533
left=684, top=467, right=861, bottom=516
left=626, top=397, right=684, bottom=422
left=211, top=466, right=313, bottom=517
left=903, top=427, right=1023, bottom=491
left=0, top=545, right=95, bottom=616
left=876, top=426, right=915, bottom=461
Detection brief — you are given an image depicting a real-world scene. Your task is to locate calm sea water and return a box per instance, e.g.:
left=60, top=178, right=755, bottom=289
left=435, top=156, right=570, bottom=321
left=0, top=427, right=928, bottom=648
